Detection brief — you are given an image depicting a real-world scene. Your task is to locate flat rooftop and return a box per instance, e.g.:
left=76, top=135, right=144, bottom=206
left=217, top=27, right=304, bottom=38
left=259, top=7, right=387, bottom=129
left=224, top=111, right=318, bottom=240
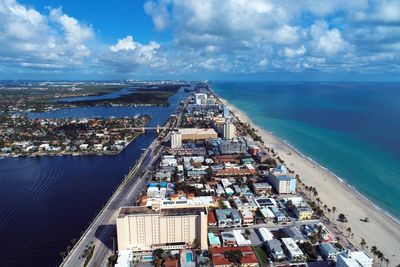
left=118, top=206, right=206, bottom=218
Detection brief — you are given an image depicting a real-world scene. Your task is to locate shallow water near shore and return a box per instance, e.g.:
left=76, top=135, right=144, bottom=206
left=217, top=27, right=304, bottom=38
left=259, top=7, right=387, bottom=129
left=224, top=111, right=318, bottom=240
left=212, top=81, right=400, bottom=220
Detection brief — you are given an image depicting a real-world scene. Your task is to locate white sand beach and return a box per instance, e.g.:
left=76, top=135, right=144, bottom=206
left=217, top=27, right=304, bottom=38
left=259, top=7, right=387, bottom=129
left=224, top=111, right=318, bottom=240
left=218, top=95, right=400, bottom=265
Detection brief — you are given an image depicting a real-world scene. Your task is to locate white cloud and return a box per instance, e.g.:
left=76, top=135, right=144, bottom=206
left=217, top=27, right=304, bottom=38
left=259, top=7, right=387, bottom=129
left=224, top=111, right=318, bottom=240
left=310, top=21, right=347, bottom=55
left=110, top=36, right=138, bottom=52
left=283, top=45, right=306, bottom=58
left=258, top=58, right=268, bottom=67
left=49, top=8, right=94, bottom=45
left=144, top=0, right=170, bottom=31
left=274, top=25, right=300, bottom=45
left=101, top=35, right=163, bottom=73
left=0, top=0, right=94, bottom=69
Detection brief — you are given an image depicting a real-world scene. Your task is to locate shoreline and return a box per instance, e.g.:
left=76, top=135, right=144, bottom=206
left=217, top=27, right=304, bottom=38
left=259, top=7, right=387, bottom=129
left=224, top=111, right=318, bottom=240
left=0, top=132, right=142, bottom=159
left=212, top=89, right=400, bottom=263
left=281, top=137, right=400, bottom=225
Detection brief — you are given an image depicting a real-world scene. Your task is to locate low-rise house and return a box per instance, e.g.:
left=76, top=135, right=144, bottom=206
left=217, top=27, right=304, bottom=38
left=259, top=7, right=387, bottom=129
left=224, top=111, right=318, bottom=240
left=155, top=171, right=172, bottom=181
left=79, top=144, right=89, bottom=150
left=281, top=238, right=306, bottom=263
left=93, top=144, right=103, bottom=151
left=239, top=209, right=254, bottom=225
left=232, top=230, right=252, bottom=246
left=293, top=204, right=314, bottom=220
left=252, top=183, right=272, bottom=196
left=232, top=197, right=258, bottom=212
left=208, top=210, right=217, bottom=226
left=165, top=258, right=179, bottom=267
left=208, top=233, right=221, bottom=247
left=270, top=207, right=286, bottom=222
left=256, top=151, right=269, bottom=163
left=270, top=165, right=287, bottom=175
left=265, top=239, right=285, bottom=260
left=220, top=231, right=236, bottom=246
left=257, top=228, right=274, bottom=242
left=211, top=246, right=259, bottom=267
left=160, top=155, right=178, bottom=167
left=336, top=251, right=373, bottom=267
left=283, top=227, right=306, bottom=243
left=241, top=157, right=254, bottom=164
left=233, top=185, right=252, bottom=196
left=254, top=197, right=277, bottom=209
left=319, top=242, right=338, bottom=261
left=215, top=209, right=242, bottom=227
left=259, top=208, right=275, bottom=222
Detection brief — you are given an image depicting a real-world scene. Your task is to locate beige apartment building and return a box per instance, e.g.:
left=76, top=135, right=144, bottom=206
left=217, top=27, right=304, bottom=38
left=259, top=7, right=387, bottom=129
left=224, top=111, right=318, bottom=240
left=116, top=206, right=208, bottom=252
left=179, top=128, right=218, bottom=140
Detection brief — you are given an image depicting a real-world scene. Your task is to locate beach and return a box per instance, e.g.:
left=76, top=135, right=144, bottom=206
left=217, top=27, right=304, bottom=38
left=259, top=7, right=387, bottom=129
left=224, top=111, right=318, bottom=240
left=217, top=94, right=400, bottom=264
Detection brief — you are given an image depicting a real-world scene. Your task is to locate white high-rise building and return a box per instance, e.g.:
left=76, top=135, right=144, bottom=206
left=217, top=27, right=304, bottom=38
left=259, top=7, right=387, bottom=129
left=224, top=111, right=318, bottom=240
left=223, top=106, right=230, bottom=118
left=116, top=206, right=208, bottom=252
left=194, top=93, right=207, bottom=105
left=170, top=131, right=182, bottom=148
left=223, top=121, right=235, bottom=140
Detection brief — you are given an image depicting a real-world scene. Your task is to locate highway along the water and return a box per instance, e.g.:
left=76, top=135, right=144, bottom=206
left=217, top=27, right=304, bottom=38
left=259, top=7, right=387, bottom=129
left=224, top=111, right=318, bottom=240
left=0, top=88, right=189, bottom=267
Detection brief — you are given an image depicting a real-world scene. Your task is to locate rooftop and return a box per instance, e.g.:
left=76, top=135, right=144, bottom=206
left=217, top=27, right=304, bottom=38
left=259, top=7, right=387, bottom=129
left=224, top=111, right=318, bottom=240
left=211, top=246, right=258, bottom=266
left=118, top=206, right=206, bottom=218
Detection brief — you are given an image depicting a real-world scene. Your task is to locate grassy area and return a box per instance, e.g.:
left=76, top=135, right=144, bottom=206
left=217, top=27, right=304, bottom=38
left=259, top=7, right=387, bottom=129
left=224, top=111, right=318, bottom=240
left=253, top=245, right=269, bottom=266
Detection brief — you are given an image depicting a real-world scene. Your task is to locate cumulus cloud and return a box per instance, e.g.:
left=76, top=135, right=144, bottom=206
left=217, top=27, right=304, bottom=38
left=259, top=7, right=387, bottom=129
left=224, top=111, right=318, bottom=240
left=1, top=0, right=400, bottom=78
left=141, top=0, right=400, bottom=75
left=310, top=21, right=348, bottom=55
left=100, top=35, right=163, bottom=73
left=0, top=0, right=94, bottom=69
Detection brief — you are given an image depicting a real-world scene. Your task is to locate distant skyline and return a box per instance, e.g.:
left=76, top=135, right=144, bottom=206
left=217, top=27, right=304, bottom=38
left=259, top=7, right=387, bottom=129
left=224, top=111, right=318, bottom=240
left=1, top=0, right=400, bottom=81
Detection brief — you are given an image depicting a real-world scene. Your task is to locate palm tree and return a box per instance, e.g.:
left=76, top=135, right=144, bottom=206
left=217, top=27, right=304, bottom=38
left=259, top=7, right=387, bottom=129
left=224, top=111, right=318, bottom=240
left=376, top=251, right=384, bottom=266
left=360, top=238, right=366, bottom=250
left=316, top=197, right=321, bottom=207
left=346, top=227, right=352, bottom=237
left=370, top=246, right=377, bottom=260
left=384, top=258, right=390, bottom=267
left=332, top=206, right=337, bottom=221
left=313, top=190, right=318, bottom=199
left=323, top=204, right=328, bottom=213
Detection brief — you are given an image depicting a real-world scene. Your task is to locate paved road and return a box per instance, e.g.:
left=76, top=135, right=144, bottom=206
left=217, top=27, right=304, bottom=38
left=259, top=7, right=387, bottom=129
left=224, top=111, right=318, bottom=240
left=61, top=96, right=188, bottom=267
left=60, top=124, right=170, bottom=267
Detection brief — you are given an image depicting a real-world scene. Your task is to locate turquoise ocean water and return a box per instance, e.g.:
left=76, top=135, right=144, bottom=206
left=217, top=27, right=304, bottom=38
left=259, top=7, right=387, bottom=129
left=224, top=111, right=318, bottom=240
left=212, top=81, right=400, bottom=221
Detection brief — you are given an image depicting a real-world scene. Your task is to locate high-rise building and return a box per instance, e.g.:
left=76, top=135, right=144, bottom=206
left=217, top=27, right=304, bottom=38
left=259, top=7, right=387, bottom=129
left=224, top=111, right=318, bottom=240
left=268, top=175, right=297, bottom=194
left=170, top=131, right=182, bottom=148
left=194, top=93, right=207, bottom=105
left=116, top=206, right=208, bottom=252
left=223, top=106, right=230, bottom=118
left=223, top=121, right=235, bottom=140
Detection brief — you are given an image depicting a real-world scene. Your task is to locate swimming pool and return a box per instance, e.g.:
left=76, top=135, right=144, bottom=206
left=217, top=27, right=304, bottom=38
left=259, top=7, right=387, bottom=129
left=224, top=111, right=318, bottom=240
left=185, top=251, right=193, bottom=262
left=142, top=255, right=154, bottom=262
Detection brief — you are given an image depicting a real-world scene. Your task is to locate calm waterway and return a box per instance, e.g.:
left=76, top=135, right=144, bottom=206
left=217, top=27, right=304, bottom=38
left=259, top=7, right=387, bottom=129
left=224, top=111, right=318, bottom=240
left=0, top=88, right=189, bottom=266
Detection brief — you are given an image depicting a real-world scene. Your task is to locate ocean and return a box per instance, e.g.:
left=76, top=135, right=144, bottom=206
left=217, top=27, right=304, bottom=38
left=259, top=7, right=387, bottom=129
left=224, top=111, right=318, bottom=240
left=212, top=81, right=400, bottom=220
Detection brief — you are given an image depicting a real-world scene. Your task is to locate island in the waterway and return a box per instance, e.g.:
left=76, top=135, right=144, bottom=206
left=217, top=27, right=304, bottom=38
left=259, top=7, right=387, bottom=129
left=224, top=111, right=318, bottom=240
left=0, top=114, right=150, bottom=157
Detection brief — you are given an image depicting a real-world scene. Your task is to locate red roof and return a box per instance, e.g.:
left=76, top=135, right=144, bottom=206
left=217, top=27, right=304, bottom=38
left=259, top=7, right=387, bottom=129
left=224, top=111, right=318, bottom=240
left=211, top=246, right=259, bottom=266
left=208, top=210, right=217, bottom=225
left=164, top=258, right=179, bottom=267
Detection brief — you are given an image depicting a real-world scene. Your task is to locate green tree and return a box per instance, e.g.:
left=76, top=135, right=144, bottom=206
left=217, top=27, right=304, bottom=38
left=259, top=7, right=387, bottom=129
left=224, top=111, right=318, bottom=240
left=360, top=238, right=367, bottom=250
left=223, top=250, right=243, bottom=266
left=370, top=246, right=377, bottom=260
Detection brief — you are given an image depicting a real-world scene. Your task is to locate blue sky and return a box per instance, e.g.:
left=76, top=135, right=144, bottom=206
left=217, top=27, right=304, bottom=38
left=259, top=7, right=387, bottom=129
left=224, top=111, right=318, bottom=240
left=0, top=0, right=400, bottom=81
